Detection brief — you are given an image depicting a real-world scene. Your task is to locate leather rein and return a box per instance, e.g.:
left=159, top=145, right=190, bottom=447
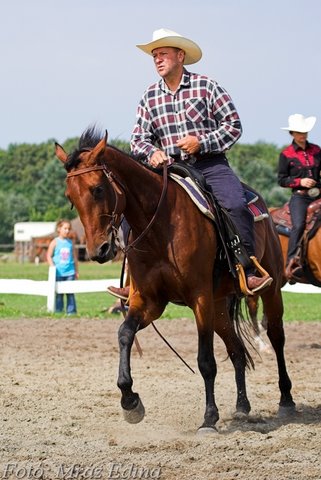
left=66, top=162, right=168, bottom=253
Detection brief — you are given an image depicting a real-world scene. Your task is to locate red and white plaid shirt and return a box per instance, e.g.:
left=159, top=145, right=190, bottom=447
left=131, top=69, right=242, bottom=161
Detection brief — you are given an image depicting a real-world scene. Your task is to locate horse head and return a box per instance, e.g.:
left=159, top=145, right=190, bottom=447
left=55, top=129, right=124, bottom=263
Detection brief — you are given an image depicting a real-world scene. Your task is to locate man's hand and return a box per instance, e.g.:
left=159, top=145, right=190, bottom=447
left=149, top=150, right=170, bottom=167
left=300, top=178, right=316, bottom=188
left=176, top=135, right=200, bottom=155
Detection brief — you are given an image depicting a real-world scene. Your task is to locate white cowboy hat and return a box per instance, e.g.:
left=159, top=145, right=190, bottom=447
left=281, top=113, right=316, bottom=133
left=136, top=28, right=202, bottom=65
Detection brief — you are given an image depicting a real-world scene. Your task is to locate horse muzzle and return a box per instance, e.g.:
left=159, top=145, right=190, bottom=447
left=88, top=238, right=118, bottom=264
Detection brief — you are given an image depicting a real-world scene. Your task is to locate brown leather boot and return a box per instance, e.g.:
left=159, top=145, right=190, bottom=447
left=107, top=285, right=130, bottom=301
left=247, top=274, right=273, bottom=294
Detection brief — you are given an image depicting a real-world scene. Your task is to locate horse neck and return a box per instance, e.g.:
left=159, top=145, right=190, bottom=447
left=104, top=148, right=163, bottom=226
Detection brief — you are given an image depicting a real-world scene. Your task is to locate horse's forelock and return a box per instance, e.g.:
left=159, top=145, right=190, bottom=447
left=64, top=125, right=105, bottom=171
left=79, top=125, right=104, bottom=150
left=64, top=151, right=81, bottom=171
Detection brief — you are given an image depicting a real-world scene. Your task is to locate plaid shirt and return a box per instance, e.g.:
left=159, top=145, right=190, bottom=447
left=130, top=69, right=242, bottom=161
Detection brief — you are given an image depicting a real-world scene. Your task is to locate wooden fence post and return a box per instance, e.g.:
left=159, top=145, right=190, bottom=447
left=47, top=266, right=56, bottom=313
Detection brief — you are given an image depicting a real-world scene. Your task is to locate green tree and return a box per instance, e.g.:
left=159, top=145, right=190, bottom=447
left=30, top=157, right=76, bottom=221
left=0, top=191, right=30, bottom=244
left=228, top=142, right=288, bottom=207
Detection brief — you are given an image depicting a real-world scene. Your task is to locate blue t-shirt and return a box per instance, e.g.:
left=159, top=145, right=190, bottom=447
left=53, top=238, right=76, bottom=277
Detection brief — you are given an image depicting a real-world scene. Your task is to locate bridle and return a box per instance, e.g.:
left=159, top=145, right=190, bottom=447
left=67, top=164, right=126, bottom=243
left=66, top=162, right=168, bottom=253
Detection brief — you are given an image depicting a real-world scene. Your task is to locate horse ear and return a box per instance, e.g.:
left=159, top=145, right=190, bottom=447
left=90, top=130, right=108, bottom=161
left=55, top=143, right=68, bottom=164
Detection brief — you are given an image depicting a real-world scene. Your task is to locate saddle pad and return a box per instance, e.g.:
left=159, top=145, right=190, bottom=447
left=169, top=173, right=215, bottom=220
left=169, top=173, right=269, bottom=222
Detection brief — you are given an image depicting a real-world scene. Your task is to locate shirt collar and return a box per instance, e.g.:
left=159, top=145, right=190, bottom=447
left=292, top=140, right=310, bottom=151
left=159, top=68, right=191, bottom=94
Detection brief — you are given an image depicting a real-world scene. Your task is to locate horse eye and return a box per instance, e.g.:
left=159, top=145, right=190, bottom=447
left=91, top=185, right=105, bottom=199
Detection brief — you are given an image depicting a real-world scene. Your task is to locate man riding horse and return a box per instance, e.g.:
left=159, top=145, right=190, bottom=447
left=108, top=28, right=272, bottom=301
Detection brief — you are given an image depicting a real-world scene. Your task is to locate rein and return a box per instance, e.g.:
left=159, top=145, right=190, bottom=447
left=124, top=163, right=168, bottom=253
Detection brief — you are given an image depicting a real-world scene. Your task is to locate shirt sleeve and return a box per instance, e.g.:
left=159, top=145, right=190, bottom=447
left=198, top=82, right=242, bottom=154
left=131, top=96, right=159, bottom=161
left=277, top=153, right=301, bottom=188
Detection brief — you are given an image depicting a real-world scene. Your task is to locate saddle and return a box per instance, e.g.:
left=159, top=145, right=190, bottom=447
left=168, top=162, right=270, bottom=294
left=271, top=198, right=321, bottom=238
left=271, top=198, right=321, bottom=286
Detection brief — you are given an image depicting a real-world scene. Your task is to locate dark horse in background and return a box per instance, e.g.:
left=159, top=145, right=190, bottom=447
left=55, top=127, right=295, bottom=433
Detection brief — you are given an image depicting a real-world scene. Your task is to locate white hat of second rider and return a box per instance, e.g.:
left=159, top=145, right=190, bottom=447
left=136, top=28, right=202, bottom=65
left=281, top=113, right=316, bottom=133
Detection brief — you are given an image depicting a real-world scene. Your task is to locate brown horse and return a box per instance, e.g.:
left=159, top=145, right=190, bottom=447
left=278, top=231, right=321, bottom=283
left=55, top=127, right=295, bottom=432
left=271, top=203, right=321, bottom=285
left=248, top=205, right=321, bottom=340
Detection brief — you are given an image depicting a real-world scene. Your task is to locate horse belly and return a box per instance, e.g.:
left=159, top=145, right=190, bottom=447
left=307, top=233, right=321, bottom=282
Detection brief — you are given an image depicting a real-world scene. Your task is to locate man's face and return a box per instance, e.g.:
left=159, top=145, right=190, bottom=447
left=152, top=47, right=184, bottom=78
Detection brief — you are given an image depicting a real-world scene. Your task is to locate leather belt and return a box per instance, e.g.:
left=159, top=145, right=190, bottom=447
left=295, top=187, right=321, bottom=198
left=170, top=153, right=226, bottom=163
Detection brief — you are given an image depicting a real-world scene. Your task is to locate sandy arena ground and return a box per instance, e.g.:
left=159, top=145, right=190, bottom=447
left=1, top=317, right=321, bottom=480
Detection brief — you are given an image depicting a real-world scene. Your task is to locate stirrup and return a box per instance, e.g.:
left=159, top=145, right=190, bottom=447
left=236, top=256, right=271, bottom=296
left=236, top=263, right=254, bottom=296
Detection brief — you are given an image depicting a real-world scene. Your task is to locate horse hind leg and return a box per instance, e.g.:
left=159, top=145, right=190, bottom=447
left=245, top=295, right=272, bottom=353
left=117, top=315, right=145, bottom=424
left=220, top=297, right=251, bottom=416
left=261, top=290, right=296, bottom=416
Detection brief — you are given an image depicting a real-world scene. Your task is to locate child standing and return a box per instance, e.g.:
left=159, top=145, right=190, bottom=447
left=47, top=219, right=79, bottom=314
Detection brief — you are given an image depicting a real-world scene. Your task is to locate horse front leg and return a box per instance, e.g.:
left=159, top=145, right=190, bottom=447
left=217, top=298, right=251, bottom=416
left=117, top=313, right=145, bottom=424
left=196, top=325, right=219, bottom=433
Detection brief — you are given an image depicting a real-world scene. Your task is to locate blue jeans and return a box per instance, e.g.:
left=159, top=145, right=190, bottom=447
left=55, top=274, right=77, bottom=314
left=287, top=193, right=315, bottom=261
left=196, top=158, right=255, bottom=256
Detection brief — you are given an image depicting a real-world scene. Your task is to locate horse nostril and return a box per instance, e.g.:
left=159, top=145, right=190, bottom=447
left=99, top=242, right=109, bottom=258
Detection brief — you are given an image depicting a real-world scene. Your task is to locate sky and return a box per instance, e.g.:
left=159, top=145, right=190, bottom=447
left=1, top=0, right=321, bottom=149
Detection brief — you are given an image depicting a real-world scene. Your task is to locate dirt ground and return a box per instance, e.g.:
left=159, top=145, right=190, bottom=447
left=1, top=316, right=321, bottom=480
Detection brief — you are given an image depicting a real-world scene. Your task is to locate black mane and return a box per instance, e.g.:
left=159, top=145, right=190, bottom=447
left=65, top=125, right=105, bottom=171
left=79, top=125, right=104, bottom=150
left=64, top=124, right=150, bottom=171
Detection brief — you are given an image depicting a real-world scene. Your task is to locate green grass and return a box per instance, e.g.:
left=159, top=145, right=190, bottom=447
left=0, top=260, right=320, bottom=321
left=0, top=260, right=192, bottom=320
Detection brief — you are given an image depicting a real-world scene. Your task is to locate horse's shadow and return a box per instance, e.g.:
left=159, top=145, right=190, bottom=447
left=220, top=404, right=321, bottom=435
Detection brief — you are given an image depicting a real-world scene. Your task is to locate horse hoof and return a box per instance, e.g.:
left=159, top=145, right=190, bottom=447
left=122, top=398, right=145, bottom=424
left=278, top=405, right=296, bottom=418
left=233, top=411, right=249, bottom=420
left=196, top=426, right=218, bottom=436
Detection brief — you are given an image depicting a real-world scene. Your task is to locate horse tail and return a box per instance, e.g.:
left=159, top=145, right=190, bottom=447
left=228, top=295, right=255, bottom=370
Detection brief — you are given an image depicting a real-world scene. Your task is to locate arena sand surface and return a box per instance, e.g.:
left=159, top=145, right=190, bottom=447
left=1, top=317, right=321, bottom=480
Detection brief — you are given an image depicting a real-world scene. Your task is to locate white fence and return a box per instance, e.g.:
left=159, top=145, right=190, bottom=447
left=0, top=266, right=320, bottom=313
left=0, top=266, right=119, bottom=312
